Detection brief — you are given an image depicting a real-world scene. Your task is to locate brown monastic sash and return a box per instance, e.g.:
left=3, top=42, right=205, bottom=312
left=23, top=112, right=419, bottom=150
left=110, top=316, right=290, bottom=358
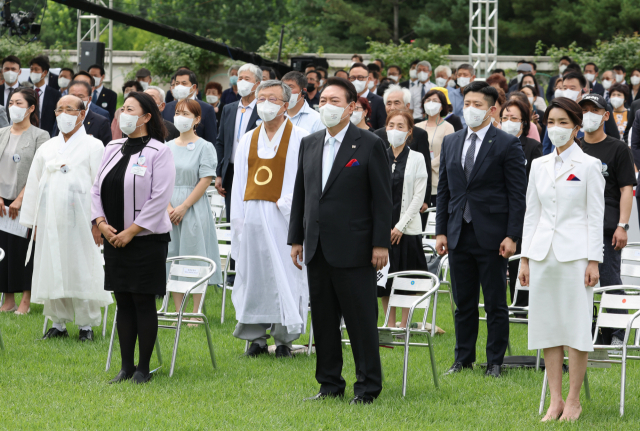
left=243, top=119, right=292, bottom=202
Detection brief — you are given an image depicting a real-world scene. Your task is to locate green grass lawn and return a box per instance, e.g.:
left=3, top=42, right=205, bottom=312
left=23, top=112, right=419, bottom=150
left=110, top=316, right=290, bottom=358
left=1, top=287, right=638, bottom=430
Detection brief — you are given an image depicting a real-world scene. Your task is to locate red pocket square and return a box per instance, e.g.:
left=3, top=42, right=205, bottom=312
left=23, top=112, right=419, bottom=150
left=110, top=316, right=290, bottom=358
left=346, top=159, right=360, bottom=167
left=566, top=174, right=580, bottom=181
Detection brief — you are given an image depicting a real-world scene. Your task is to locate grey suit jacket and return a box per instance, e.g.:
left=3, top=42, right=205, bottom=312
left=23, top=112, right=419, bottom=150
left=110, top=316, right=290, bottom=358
left=0, top=125, right=50, bottom=196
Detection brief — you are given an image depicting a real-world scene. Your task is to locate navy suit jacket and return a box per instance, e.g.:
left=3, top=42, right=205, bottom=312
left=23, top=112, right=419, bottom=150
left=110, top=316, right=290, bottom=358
left=591, top=81, right=605, bottom=96
left=435, top=124, right=527, bottom=250
left=163, top=98, right=218, bottom=148
left=39, top=86, right=62, bottom=136
left=89, top=102, right=110, bottom=120
left=52, top=108, right=112, bottom=146
left=214, top=100, right=259, bottom=185
left=366, top=91, right=387, bottom=131
left=93, top=86, right=118, bottom=121
left=48, top=73, right=60, bottom=91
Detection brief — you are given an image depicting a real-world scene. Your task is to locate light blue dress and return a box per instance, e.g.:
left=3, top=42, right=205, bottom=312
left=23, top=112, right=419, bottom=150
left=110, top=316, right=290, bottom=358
left=167, top=138, right=222, bottom=285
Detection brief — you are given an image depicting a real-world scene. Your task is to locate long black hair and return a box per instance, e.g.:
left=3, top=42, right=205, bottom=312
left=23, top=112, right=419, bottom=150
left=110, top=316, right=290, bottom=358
left=124, top=91, right=167, bottom=141
left=10, top=88, right=39, bottom=127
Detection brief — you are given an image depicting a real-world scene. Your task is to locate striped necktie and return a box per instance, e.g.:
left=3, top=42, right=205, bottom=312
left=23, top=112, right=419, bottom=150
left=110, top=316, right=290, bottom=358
left=463, top=133, right=477, bottom=223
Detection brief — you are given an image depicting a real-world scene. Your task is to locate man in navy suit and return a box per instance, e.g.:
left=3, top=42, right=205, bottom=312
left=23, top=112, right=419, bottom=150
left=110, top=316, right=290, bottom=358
left=71, top=71, right=110, bottom=120
left=584, top=62, right=605, bottom=96
left=29, top=56, right=61, bottom=136
left=87, top=64, right=118, bottom=121
left=435, top=81, right=527, bottom=378
left=349, top=63, right=386, bottom=130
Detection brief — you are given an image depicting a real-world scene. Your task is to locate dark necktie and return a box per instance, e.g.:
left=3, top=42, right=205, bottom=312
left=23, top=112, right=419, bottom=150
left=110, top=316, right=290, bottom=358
left=35, top=87, right=41, bottom=99
left=463, top=133, right=477, bottom=223
left=421, top=83, right=425, bottom=99
left=92, top=89, right=99, bottom=104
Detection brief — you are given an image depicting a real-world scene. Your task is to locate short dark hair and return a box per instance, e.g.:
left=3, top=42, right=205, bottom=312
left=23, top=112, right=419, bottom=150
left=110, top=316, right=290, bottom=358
left=175, top=69, right=199, bottom=87
left=387, top=65, right=401, bottom=75
left=562, top=71, right=587, bottom=89
left=2, top=55, right=21, bottom=68
left=370, top=70, right=380, bottom=81
left=87, top=64, right=105, bottom=76
left=500, top=98, right=531, bottom=137
left=584, top=62, right=599, bottom=73
left=351, top=54, right=364, bottom=62
left=60, top=67, right=74, bottom=76
left=517, top=59, right=526, bottom=65
left=282, top=71, right=307, bottom=92
left=367, top=63, right=381, bottom=73
left=609, top=83, right=629, bottom=99
left=509, top=91, right=531, bottom=112
left=315, top=66, right=327, bottom=79
left=262, top=66, right=277, bottom=80
left=73, top=70, right=95, bottom=86
left=375, top=58, right=385, bottom=68
left=122, top=80, right=143, bottom=93
left=543, top=97, right=583, bottom=146
left=306, top=70, right=320, bottom=81
left=349, top=62, right=369, bottom=72
left=334, top=70, right=349, bottom=78
left=565, top=62, right=581, bottom=74
left=325, top=77, right=357, bottom=104
left=123, top=91, right=168, bottom=142
left=493, top=68, right=506, bottom=77
left=560, top=56, right=572, bottom=63
left=457, top=63, right=475, bottom=75
left=613, top=64, right=626, bottom=73
left=527, top=61, right=537, bottom=71
left=421, top=89, right=450, bottom=116
left=410, top=59, right=420, bottom=67
left=29, top=56, right=50, bottom=72
left=463, top=80, right=497, bottom=107
left=68, top=80, right=92, bottom=97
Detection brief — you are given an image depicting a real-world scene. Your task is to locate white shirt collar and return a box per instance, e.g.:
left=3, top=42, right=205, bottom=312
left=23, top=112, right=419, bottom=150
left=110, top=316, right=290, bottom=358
left=7, top=81, right=19, bottom=90
left=465, top=122, right=491, bottom=143
left=324, top=121, right=350, bottom=144
left=95, top=84, right=104, bottom=95
left=289, top=100, right=310, bottom=120
left=361, top=89, right=370, bottom=99
left=58, top=125, right=87, bottom=154
left=556, top=142, right=577, bottom=163
left=35, top=82, right=47, bottom=92
left=259, top=118, right=288, bottom=151
left=239, top=98, right=256, bottom=110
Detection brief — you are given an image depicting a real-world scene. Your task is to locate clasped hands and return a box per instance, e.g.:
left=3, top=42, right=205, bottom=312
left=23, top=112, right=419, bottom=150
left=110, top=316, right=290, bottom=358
left=96, top=218, right=135, bottom=248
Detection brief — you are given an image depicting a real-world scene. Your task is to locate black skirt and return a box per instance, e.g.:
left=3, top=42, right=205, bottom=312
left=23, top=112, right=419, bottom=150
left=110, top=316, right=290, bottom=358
left=377, top=233, right=428, bottom=297
left=103, top=234, right=169, bottom=296
left=0, top=198, right=34, bottom=293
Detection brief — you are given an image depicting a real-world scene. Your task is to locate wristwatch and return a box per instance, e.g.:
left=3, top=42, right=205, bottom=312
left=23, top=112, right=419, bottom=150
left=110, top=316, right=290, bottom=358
left=618, top=223, right=630, bottom=231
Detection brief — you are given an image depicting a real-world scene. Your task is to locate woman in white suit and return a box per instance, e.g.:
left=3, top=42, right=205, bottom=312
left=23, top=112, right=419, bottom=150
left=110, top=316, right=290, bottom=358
left=518, top=98, right=605, bottom=422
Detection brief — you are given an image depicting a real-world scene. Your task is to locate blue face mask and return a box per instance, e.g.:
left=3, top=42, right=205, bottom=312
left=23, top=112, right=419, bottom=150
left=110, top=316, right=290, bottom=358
left=230, top=76, right=238, bottom=86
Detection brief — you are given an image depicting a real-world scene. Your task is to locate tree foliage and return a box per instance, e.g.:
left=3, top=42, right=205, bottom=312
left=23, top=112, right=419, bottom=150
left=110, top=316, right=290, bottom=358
left=366, top=40, right=450, bottom=74
left=141, top=39, right=223, bottom=84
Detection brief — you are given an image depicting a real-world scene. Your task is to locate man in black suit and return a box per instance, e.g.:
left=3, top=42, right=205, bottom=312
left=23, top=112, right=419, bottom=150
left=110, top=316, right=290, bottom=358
left=1, top=55, right=22, bottom=121
left=29, top=56, right=61, bottom=136
left=584, top=62, right=604, bottom=96
left=72, top=71, right=111, bottom=120
left=374, top=83, right=432, bottom=215
left=52, top=81, right=112, bottom=146
left=546, top=56, right=572, bottom=102
left=289, top=77, right=392, bottom=405
left=435, top=81, right=527, bottom=378
left=87, top=64, right=118, bottom=121
left=144, top=86, right=180, bottom=141
left=349, top=63, right=386, bottom=130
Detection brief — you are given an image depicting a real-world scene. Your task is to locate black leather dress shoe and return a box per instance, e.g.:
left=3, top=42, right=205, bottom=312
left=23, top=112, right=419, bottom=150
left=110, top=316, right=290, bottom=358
left=42, top=328, right=69, bottom=340
left=444, top=361, right=473, bottom=375
left=244, top=342, right=269, bottom=357
left=275, top=345, right=293, bottom=358
left=131, top=370, right=153, bottom=384
left=485, top=364, right=501, bottom=378
left=303, top=391, right=345, bottom=401
left=109, top=369, right=135, bottom=384
left=349, top=395, right=374, bottom=405
left=78, top=329, right=94, bottom=342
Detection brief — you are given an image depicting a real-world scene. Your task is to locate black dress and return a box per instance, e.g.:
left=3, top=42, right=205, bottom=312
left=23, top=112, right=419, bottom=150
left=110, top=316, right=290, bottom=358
left=378, top=146, right=429, bottom=297
left=101, top=136, right=170, bottom=296
left=0, top=198, right=34, bottom=293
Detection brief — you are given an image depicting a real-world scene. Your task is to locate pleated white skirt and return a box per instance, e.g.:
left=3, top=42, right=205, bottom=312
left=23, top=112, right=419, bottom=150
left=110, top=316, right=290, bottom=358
left=528, top=248, right=594, bottom=352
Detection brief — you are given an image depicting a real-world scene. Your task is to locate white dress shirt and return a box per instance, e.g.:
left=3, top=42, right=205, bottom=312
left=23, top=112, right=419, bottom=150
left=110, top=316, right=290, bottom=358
left=287, top=100, right=324, bottom=134
left=361, top=89, right=370, bottom=99
left=231, top=98, right=257, bottom=163
left=4, top=81, right=19, bottom=106
left=410, top=81, right=435, bottom=119
left=461, top=123, right=491, bottom=168
left=554, top=142, right=577, bottom=174
left=35, top=83, right=47, bottom=119
left=322, top=121, right=350, bottom=171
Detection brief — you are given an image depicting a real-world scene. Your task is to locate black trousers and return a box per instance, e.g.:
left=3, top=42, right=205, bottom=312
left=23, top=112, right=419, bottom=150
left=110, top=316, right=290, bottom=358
left=448, top=222, right=509, bottom=365
left=224, top=163, right=235, bottom=275
left=307, top=240, right=382, bottom=398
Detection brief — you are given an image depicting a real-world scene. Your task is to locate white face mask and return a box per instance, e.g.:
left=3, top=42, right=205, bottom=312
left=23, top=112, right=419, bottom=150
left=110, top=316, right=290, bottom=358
left=9, top=106, right=27, bottom=123
left=174, top=115, right=194, bottom=133
left=56, top=112, right=81, bottom=134
left=457, top=77, right=470, bottom=87
left=602, top=79, right=612, bottom=90
left=387, top=129, right=408, bottom=148
left=516, top=73, right=523, bottom=83
left=554, top=89, right=564, bottom=99
left=501, top=121, right=521, bottom=136
left=610, top=96, right=625, bottom=109
left=352, top=79, right=367, bottom=94
left=367, top=80, right=375, bottom=90
left=3, top=70, right=18, bottom=85
left=350, top=110, right=363, bottom=125
left=319, top=103, right=348, bottom=128
left=548, top=126, right=575, bottom=148
left=463, top=106, right=488, bottom=128
left=418, top=71, right=430, bottom=82
left=388, top=75, right=399, bottom=82
left=172, top=85, right=192, bottom=100
left=435, top=77, right=448, bottom=87
left=559, top=64, right=567, bottom=74
left=527, top=96, right=534, bottom=105
left=631, top=76, right=640, bottom=86
left=562, top=89, right=580, bottom=101
left=237, top=80, right=255, bottom=97
left=288, top=92, right=300, bottom=107
left=319, top=79, right=325, bottom=87
left=119, top=113, right=144, bottom=135
left=58, top=76, right=71, bottom=89
left=257, top=100, right=282, bottom=123
left=583, top=111, right=604, bottom=133
left=615, top=73, right=624, bottom=83
left=424, top=101, right=442, bottom=117
left=83, top=100, right=89, bottom=109
left=409, top=69, right=417, bottom=79
left=140, top=81, right=149, bottom=91
left=30, top=72, right=43, bottom=85
left=206, top=95, right=219, bottom=104
left=584, top=73, right=595, bottom=82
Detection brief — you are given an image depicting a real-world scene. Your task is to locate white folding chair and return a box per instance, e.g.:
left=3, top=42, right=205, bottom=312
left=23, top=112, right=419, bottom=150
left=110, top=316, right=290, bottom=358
left=539, top=286, right=640, bottom=417
left=348, top=270, right=440, bottom=396
left=620, top=243, right=640, bottom=290
left=0, top=247, right=4, bottom=350
left=207, top=188, right=226, bottom=224
left=216, top=223, right=234, bottom=323
left=106, top=256, right=217, bottom=377
left=423, top=207, right=436, bottom=237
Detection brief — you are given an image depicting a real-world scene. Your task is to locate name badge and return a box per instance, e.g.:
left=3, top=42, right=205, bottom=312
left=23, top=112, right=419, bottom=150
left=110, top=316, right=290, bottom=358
left=131, top=164, right=147, bottom=176
left=12, top=154, right=20, bottom=163
left=102, top=102, right=108, bottom=108
left=187, top=143, right=195, bottom=151
left=137, top=155, right=146, bottom=165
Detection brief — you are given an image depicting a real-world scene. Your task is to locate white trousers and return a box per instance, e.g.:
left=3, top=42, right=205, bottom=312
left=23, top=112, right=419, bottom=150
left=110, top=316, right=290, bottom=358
left=233, top=323, right=300, bottom=348
left=43, top=298, right=103, bottom=327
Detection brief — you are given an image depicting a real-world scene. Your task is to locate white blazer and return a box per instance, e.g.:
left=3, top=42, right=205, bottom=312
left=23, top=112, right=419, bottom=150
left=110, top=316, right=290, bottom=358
left=396, top=148, right=428, bottom=235
left=521, top=144, right=605, bottom=263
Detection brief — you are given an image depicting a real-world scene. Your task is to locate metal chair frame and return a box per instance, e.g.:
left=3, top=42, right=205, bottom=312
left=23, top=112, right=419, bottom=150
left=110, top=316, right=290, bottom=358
left=106, top=256, right=217, bottom=377
left=0, top=248, right=4, bottom=350
left=428, top=255, right=456, bottom=337
left=538, top=286, right=640, bottom=417
left=207, top=188, right=226, bottom=224
left=216, top=223, right=234, bottom=323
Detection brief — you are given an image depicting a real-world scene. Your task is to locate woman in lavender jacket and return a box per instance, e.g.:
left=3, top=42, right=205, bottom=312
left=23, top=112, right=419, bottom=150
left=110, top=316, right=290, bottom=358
left=91, top=92, right=175, bottom=384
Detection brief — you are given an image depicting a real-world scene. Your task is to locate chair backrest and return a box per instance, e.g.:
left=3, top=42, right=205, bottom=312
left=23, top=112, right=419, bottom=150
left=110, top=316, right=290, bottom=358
left=207, top=189, right=226, bottom=222
left=594, top=287, right=640, bottom=341
left=507, top=255, right=528, bottom=305
left=423, top=210, right=436, bottom=236
left=164, top=256, right=216, bottom=313
left=620, top=243, right=640, bottom=283
left=383, top=271, right=439, bottom=327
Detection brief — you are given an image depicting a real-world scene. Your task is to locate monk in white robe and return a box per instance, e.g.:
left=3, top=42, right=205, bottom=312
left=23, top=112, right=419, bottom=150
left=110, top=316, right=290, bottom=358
left=231, top=81, right=309, bottom=358
left=20, top=95, right=112, bottom=341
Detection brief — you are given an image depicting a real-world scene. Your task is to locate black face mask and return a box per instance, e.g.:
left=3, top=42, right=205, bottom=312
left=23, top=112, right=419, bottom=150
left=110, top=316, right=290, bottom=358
left=306, top=83, right=316, bottom=92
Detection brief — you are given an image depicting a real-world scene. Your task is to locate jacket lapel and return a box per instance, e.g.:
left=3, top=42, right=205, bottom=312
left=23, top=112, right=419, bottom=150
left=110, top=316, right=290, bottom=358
left=556, top=146, right=583, bottom=179
left=454, top=128, right=466, bottom=180
left=468, top=125, right=497, bottom=183
left=247, top=106, right=260, bottom=131
left=312, top=132, right=324, bottom=196
left=225, top=101, right=239, bottom=152
left=321, top=123, right=360, bottom=196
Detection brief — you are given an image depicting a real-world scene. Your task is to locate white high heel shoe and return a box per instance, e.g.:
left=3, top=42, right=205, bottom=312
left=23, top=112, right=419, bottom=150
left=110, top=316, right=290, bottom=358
left=15, top=307, right=30, bottom=315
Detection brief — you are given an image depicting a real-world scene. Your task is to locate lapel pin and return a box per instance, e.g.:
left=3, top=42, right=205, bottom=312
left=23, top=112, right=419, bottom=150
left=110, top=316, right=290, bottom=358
left=489, top=140, right=492, bottom=143
left=352, top=145, right=356, bottom=148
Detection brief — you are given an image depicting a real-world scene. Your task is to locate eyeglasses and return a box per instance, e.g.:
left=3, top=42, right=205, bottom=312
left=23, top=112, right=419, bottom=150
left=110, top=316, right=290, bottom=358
left=348, top=76, right=368, bottom=82
left=54, top=108, right=82, bottom=114
left=256, top=96, right=285, bottom=104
